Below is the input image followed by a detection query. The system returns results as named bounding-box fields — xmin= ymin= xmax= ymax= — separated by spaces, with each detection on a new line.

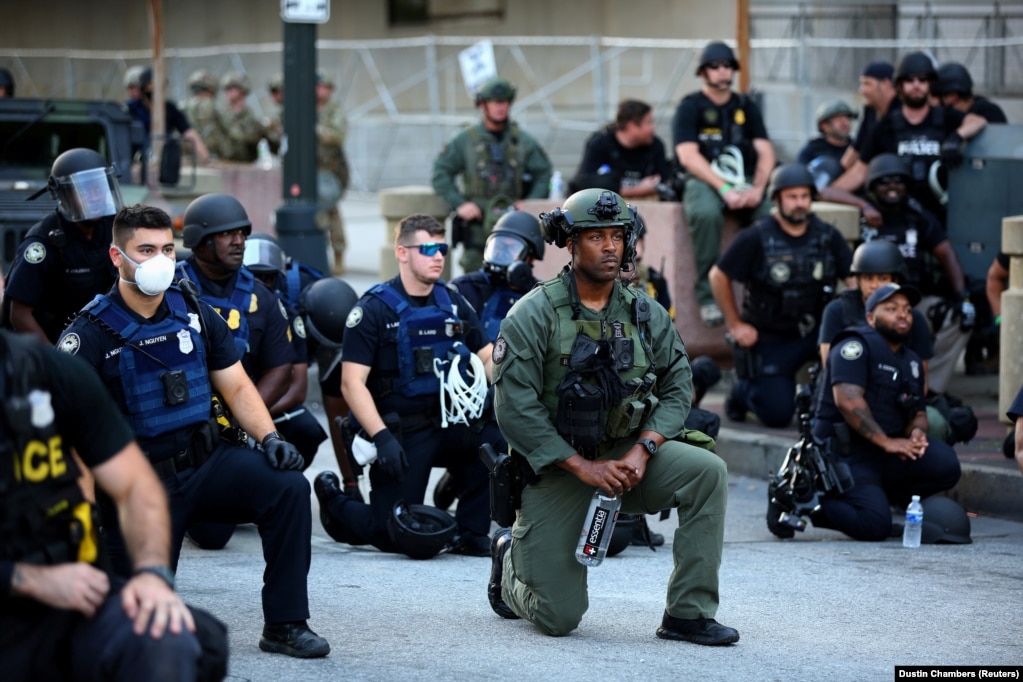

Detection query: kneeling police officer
xmin=489 ymin=188 xmax=738 ymax=645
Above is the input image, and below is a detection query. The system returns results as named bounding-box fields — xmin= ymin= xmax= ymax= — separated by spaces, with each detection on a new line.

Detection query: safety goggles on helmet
xmin=51 ymin=166 xmax=124 ymax=222
xmin=403 ymin=242 xmax=449 ymax=257
xmin=483 ymin=233 xmax=528 ymax=268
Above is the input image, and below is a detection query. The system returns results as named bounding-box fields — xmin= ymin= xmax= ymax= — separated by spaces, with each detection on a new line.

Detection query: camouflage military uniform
xmin=316 ymin=100 xmax=349 ymax=274
xmin=217 ymin=104 xmax=265 ymax=163
xmin=184 ymin=96 xmax=224 ymax=158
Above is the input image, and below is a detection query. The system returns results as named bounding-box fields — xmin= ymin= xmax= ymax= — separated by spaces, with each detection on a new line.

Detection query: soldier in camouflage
xmin=217 ymin=71 xmax=266 ymax=163
xmin=431 ymin=76 xmax=553 ymax=272
xmin=315 ymin=69 xmax=350 ymax=275
xmin=183 ymin=68 xmax=223 ymax=159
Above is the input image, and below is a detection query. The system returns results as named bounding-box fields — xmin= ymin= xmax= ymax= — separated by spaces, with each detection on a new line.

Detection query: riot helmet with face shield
xmin=47 ymin=148 xmax=124 ymax=223
xmin=484 ymin=210 xmax=544 ymax=291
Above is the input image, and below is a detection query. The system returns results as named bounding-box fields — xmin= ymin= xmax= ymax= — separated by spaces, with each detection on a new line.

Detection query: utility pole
xmin=276 ymin=0 xmax=331 ymax=274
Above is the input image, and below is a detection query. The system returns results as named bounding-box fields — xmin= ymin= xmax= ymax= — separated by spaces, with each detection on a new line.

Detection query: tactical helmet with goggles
xmin=47 ymin=148 xmax=124 ymax=223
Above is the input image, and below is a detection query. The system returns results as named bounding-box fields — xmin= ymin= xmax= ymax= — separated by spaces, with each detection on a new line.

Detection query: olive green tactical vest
xmin=464 ymin=121 xmax=522 ymax=200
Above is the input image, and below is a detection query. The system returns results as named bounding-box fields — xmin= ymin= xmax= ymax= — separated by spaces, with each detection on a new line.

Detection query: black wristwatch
xmin=134 ymin=565 xmax=175 ymax=589
xmin=636 ymin=438 xmax=658 ymax=456
xmin=262 ymin=430 xmax=284 ymax=447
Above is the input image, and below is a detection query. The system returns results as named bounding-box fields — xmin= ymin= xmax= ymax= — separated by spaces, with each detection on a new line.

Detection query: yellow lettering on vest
xmin=49 ymin=436 xmax=66 ymax=478
xmin=22 ymin=440 xmax=49 ymax=482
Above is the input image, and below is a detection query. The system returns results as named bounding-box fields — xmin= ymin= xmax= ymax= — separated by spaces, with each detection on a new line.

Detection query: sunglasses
xmin=903 ymin=74 xmax=931 ymax=84
xmin=875 ymin=175 xmax=906 ymax=186
xmin=402 ymin=242 xmax=449 ymax=257
xmin=706 ymin=61 xmax=734 ymax=71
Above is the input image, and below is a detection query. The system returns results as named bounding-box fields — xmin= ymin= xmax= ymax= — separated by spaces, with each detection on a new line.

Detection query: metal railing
xmin=3 ymin=5 xmax=1023 ymax=191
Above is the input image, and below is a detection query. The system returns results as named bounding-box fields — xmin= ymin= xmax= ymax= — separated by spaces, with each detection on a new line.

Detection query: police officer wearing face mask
xmin=57 ymin=204 xmax=330 ymax=659
xmin=4 ymin=148 xmax=123 ymax=344
xmin=710 ymin=164 xmax=853 ymax=428
xmin=450 ymin=210 xmax=544 ymax=342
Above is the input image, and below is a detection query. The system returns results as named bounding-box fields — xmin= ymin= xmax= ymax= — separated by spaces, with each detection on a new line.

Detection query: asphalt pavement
xmin=174 ymin=193 xmax=1023 ymax=681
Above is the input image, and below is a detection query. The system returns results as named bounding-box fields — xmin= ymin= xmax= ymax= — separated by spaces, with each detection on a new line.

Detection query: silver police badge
xmin=25 ymin=242 xmax=46 ymax=264
xmin=346 ymin=306 xmax=363 ymax=328
xmin=58 ymin=333 xmax=80 ymax=355
xmin=493 ymin=336 xmax=508 ymax=365
xmin=839 ymin=339 xmax=863 ymax=360
xmin=769 ymin=262 xmax=791 ymax=283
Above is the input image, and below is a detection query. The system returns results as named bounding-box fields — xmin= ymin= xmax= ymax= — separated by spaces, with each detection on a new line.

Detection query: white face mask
xmin=118 ymin=249 xmax=176 ymax=296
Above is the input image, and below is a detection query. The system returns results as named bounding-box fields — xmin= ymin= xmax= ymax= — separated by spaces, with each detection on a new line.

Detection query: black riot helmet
xmin=934 ymin=62 xmax=973 ymax=97
xmin=865 ymin=153 xmax=910 ymax=190
xmin=484 ymin=210 xmax=544 ymax=290
xmin=0 ymin=67 xmax=14 ymax=96
xmin=243 ymin=233 xmax=285 ymax=274
xmin=48 ymin=148 xmax=124 ymax=222
xmin=768 ymin=163 xmax=817 ymax=202
xmin=920 ymin=496 xmax=972 ymax=544
xmin=895 ymin=52 xmax=937 ymax=84
xmin=850 ymin=240 xmax=907 ymax=280
xmin=182 ymin=193 xmax=252 ymax=249
xmin=696 ymin=41 xmax=739 ymax=75
xmin=298 ymin=276 xmax=359 ymax=350
xmin=386 ymin=501 xmax=457 ymax=560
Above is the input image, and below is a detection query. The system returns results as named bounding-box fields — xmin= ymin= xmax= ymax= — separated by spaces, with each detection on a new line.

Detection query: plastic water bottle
xmin=256 ymin=138 xmax=273 ymax=170
xmin=903 ymin=495 xmax=923 ymax=548
xmin=575 ymin=489 xmax=622 ymax=567
xmin=549 ymin=170 xmax=566 ymax=202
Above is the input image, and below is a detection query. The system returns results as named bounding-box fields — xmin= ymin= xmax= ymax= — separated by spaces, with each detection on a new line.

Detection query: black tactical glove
xmin=262 ymin=431 xmax=303 ymax=470
xmin=940 ymin=132 xmax=965 ymax=169
xmin=372 ymin=428 xmax=408 ymax=481
xmin=957 ymin=291 xmax=976 ymax=331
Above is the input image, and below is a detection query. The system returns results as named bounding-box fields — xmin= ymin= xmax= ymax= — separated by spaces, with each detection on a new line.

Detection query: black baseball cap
xmin=866 ymin=283 xmax=921 ymax=312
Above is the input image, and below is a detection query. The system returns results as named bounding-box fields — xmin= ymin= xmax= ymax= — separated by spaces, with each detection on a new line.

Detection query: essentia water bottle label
xmin=581 ymin=506 xmax=611 ymax=557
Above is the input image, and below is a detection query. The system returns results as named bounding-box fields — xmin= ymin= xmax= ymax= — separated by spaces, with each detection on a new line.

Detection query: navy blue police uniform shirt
xmin=186 ymin=264 xmax=296 ymax=382
xmin=343 ymin=276 xmax=490 ymax=416
xmin=5 ymin=213 xmax=118 ymax=342
xmin=57 ymin=287 xmax=239 ymax=415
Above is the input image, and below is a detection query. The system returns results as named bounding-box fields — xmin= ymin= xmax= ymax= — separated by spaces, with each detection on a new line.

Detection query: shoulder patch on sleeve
xmin=58 ymin=333 xmax=80 ymax=355
xmin=346 ymin=305 xmax=363 ymax=328
xmin=838 ymin=339 xmax=863 ymax=361
xmin=493 ymin=336 xmax=507 ymax=365
xmin=24 ymin=242 xmax=47 ymax=264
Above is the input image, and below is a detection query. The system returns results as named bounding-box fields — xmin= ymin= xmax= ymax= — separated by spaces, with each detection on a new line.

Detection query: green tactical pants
xmin=501 ymin=438 xmax=728 ymax=636
xmin=683 ymin=177 xmax=773 ymax=306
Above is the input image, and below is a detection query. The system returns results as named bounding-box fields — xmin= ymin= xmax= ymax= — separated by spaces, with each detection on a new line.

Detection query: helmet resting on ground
xmin=920 ymin=496 xmax=972 ymax=544
xmin=182 ymin=193 xmax=252 ymax=249
xmin=386 ymin=501 xmax=457 ymax=559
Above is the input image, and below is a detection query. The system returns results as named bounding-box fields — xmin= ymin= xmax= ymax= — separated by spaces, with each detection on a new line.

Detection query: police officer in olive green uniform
xmin=217 ymin=71 xmax=265 ymax=163
xmin=431 ymin=77 xmax=553 ymax=273
xmin=183 ymin=68 xmax=224 ymax=158
xmin=488 ymin=188 xmax=738 ymax=645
